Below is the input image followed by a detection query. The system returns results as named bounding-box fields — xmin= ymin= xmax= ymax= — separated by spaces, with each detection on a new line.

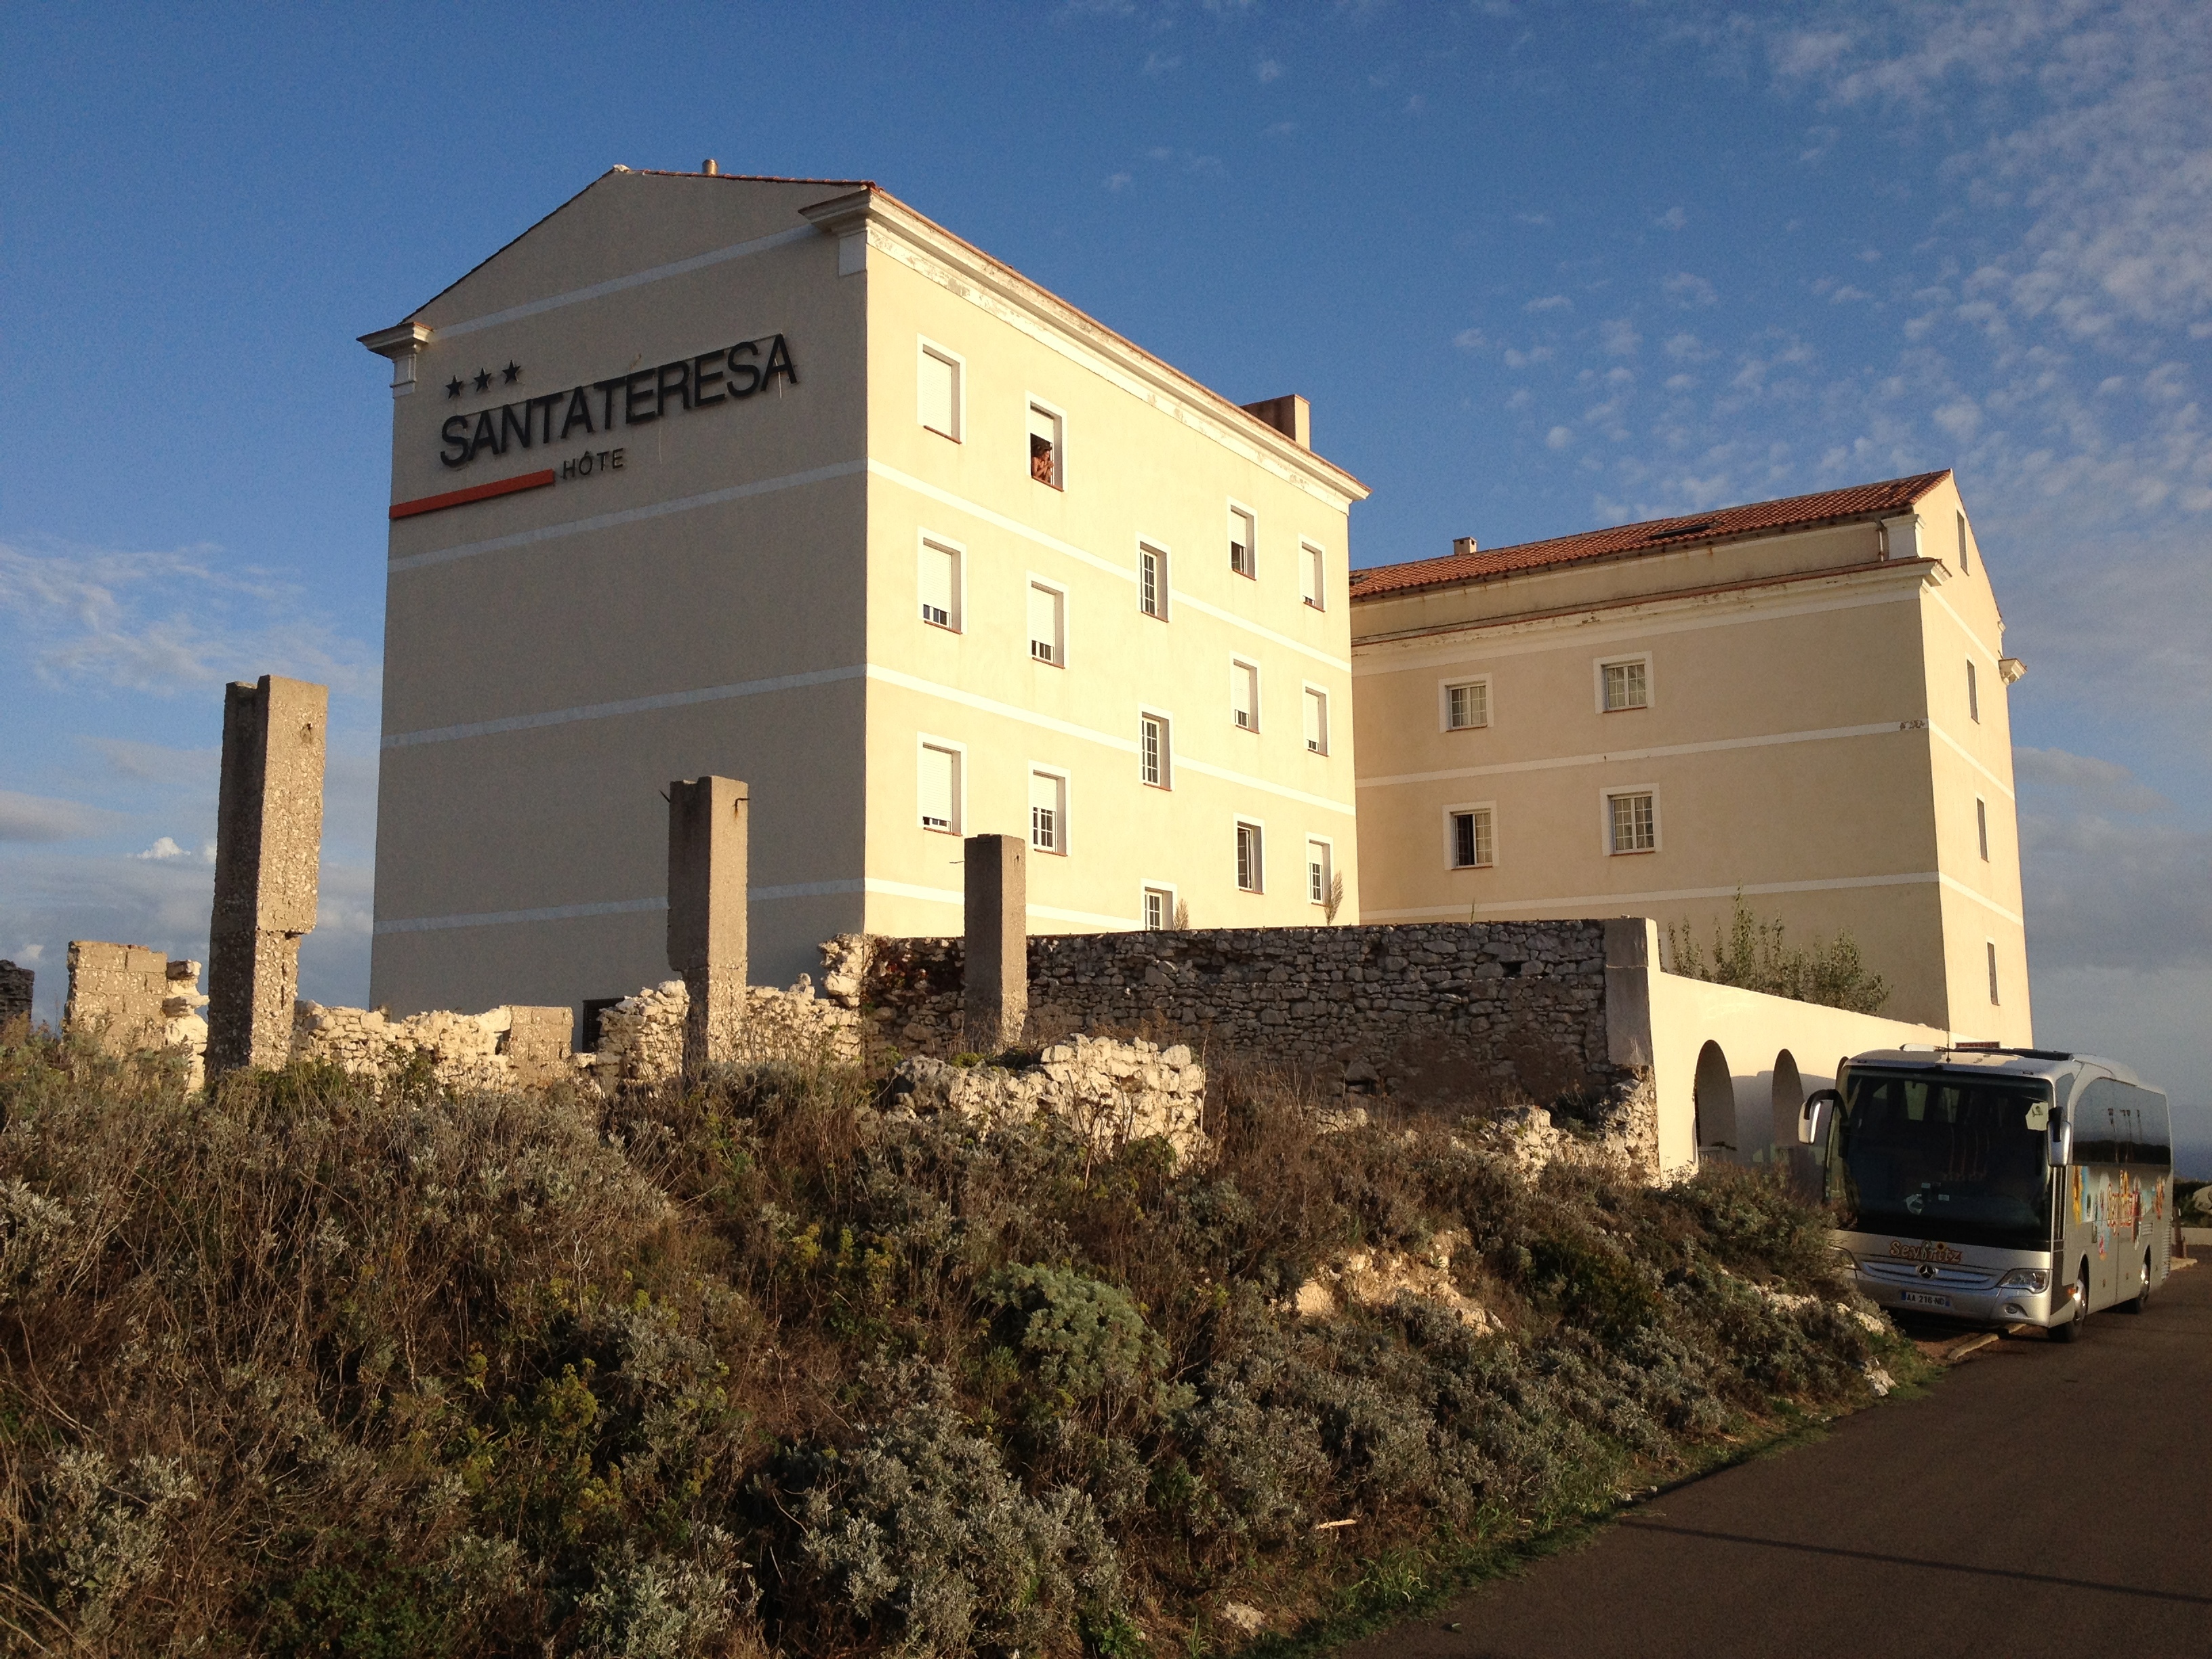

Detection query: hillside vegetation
xmin=0 ymin=1033 xmax=1910 ymax=1656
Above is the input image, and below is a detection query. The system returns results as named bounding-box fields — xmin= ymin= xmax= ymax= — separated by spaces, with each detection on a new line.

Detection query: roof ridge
xmin=1349 ymin=470 xmax=1952 ymax=600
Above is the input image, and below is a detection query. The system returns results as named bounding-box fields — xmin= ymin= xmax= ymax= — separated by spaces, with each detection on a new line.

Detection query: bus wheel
xmin=2122 ymin=1250 xmax=2152 ymax=1314
xmin=2050 ymin=1262 xmax=2089 ymax=1343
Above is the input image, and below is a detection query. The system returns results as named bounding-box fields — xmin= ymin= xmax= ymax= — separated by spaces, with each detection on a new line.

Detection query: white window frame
xmin=1986 ymin=939 xmax=2001 ymax=1005
xmin=1601 ymin=784 xmax=1661 ymax=856
xmin=1139 ymin=707 xmax=1173 ymax=789
xmin=1976 ymin=796 xmax=1989 ymax=861
xmin=917 ymin=531 xmax=964 ymax=633
xmin=1228 ymin=499 xmax=1258 ymax=580
xmin=1026 ymin=394 xmax=1067 ymax=491
xmin=1234 ymin=816 xmax=1265 ymax=893
xmin=1141 ymin=882 xmax=1180 ymax=930
xmin=1301 ymin=682 xmax=1330 ymax=756
xmin=917 ymin=336 xmax=964 ymax=442
xmin=1443 ymin=801 xmax=1498 ymax=870
xmin=1028 ymin=764 xmax=1071 ymax=857
xmin=1300 ymin=539 xmax=1326 ymax=609
xmin=1595 ymin=653 xmax=1653 ymax=714
xmin=1230 ymin=657 xmax=1261 ymax=733
xmin=1967 ymin=658 xmax=1980 ymax=723
xmin=1027 ymin=574 xmax=1068 ymax=668
xmin=1137 ymin=539 xmax=1170 ymax=620
xmin=1440 ymin=675 xmax=1492 ymax=733
xmin=916 ymin=734 xmax=966 ymax=836
xmin=1305 ymin=834 xmax=1336 ymax=906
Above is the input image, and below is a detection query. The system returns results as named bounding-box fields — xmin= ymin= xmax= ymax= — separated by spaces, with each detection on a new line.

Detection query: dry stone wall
xmin=828 ymin=920 xmax=1631 ymax=1105
xmin=0 ymin=960 xmax=33 ymax=1029
xmin=886 ymin=1036 xmax=1206 ymax=1163
xmin=593 ymin=975 xmax=861 ymax=1087
xmin=291 ymin=1002 xmax=576 ymax=1090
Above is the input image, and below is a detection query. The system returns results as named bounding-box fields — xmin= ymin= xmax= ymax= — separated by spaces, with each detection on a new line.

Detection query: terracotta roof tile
xmin=1349 ymin=470 xmax=1952 ymax=600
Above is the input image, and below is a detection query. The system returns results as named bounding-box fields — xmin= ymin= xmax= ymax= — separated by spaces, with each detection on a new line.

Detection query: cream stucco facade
xmin=1349 ymin=472 xmax=2031 ymax=1042
xmin=362 ymin=169 xmax=1366 ymax=1023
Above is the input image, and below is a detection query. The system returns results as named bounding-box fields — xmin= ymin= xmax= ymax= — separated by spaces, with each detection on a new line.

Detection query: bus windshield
xmin=1827 ymin=1069 xmax=2054 ymax=1252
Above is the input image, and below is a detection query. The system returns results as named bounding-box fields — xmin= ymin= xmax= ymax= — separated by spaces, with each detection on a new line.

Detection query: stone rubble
xmin=1290 ymin=1228 xmax=1501 ymax=1336
xmin=884 ymin=1034 xmax=1207 ymax=1163
xmin=593 ymin=974 xmax=862 ymax=1087
xmin=1465 ymin=1099 xmax=1660 ymax=1182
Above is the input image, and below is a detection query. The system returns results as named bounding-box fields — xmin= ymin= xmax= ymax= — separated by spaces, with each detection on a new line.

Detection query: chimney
xmin=1240 ymin=394 xmax=1311 ymax=449
xmin=1453 ymin=537 xmax=1479 ymax=558
xmin=702 ymin=158 xmax=719 ymax=176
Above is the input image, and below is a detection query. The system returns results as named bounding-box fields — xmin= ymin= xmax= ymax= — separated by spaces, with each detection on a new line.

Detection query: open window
xmin=918 ymin=741 xmax=961 ymax=834
xmin=918 ymin=340 xmax=962 ymax=441
xmin=1139 ymin=542 xmax=1168 ymax=619
xmin=1029 ymin=769 xmax=1068 ymax=855
xmin=1029 ymin=581 xmax=1065 ymax=665
xmin=1235 ymin=820 xmax=1264 ymax=893
xmin=1139 ymin=712 xmax=1171 ymax=787
xmin=1300 ymin=541 xmax=1325 ymax=609
xmin=1303 ymin=685 xmax=1329 ymax=755
xmin=1230 ymin=660 xmax=1260 ymax=731
xmin=1229 ymin=504 xmax=1256 ymax=578
xmin=918 ymin=537 xmax=960 ymax=630
xmin=1449 ymin=807 xmax=1494 ymax=869
xmin=1028 ymin=401 xmax=1063 ymax=488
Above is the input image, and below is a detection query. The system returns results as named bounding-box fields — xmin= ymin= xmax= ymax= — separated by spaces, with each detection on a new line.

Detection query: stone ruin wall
xmin=0 ymin=960 xmax=33 ymax=1030
xmin=822 ymin=920 xmax=1654 ymax=1158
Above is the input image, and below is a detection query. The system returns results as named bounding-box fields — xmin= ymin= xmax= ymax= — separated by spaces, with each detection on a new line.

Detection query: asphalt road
xmin=1347 ymin=1258 xmax=2212 ymax=1659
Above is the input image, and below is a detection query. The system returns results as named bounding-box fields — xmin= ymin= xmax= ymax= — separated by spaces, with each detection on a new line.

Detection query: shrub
xmin=1667 ymin=895 xmax=1892 ymax=1012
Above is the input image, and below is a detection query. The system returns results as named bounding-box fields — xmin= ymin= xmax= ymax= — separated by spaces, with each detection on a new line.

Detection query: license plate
xmin=1900 ymin=1289 xmax=1952 ymax=1309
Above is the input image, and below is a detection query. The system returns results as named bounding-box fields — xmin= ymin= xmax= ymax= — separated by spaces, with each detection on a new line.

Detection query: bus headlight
xmin=1994 ymin=1268 xmax=2049 ymax=1294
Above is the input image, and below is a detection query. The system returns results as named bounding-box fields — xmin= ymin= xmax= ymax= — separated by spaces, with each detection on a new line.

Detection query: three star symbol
xmin=444 ymin=365 xmax=524 ymax=398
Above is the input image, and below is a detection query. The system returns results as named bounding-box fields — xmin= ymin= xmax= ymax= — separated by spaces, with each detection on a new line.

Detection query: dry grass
xmin=0 ymin=1031 xmax=1909 ymax=1656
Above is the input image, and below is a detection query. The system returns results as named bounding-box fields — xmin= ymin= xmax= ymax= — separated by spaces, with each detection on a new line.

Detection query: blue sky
xmin=3 ymin=2 xmax=2207 ymax=1157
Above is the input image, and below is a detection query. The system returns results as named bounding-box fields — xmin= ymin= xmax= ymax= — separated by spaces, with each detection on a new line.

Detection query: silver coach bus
xmin=1801 ymin=1046 xmax=2174 ymax=1340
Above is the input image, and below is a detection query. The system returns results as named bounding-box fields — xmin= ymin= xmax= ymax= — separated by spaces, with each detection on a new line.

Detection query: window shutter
xmin=1304 ymin=688 xmax=1326 ymax=753
xmin=920 ymin=351 xmax=956 ymax=437
xmin=920 ymin=544 xmax=955 ymax=626
xmin=919 ymin=747 xmax=956 ymax=830
xmin=1029 ymin=585 xmax=1059 ymax=661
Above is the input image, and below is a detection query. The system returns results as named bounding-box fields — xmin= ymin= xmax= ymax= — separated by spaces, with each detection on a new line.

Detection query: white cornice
xmin=800 ymin=188 xmax=1368 ymax=512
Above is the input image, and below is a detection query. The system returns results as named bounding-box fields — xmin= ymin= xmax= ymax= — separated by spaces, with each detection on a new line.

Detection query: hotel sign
xmin=391 ymin=334 xmax=798 ymax=521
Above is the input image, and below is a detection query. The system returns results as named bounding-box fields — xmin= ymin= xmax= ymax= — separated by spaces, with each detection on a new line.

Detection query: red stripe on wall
xmin=390 ymin=469 xmax=557 ymax=520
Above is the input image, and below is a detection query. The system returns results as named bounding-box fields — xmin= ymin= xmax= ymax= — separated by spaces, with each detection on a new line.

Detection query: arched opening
xmin=1769 ymin=1050 xmax=1805 ymax=1154
xmin=1694 ymin=1040 xmax=1734 ymax=1162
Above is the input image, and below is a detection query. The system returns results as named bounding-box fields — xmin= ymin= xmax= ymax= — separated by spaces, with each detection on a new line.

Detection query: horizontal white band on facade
xmin=1356 ymin=721 xmax=1912 ymax=790
xmin=430 ymin=225 xmax=817 ymax=340
xmin=1925 ymin=586 xmax=2008 ymax=672
xmin=390 ymin=459 xmax=869 ymax=574
xmin=382 ymin=664 xmax=867 ymax=750
xmin=1936 ymin=872 xmax=2025 ymax=927
xmin=374 ymin=876 xmax=1132 ymax=937
xmin=867 ymin=461 xmax=1351 ymax=674
xmin=1349 ymin=578 xmax=1918 ymax=673
xmin=1927 ymin=719 xmax=2017 ymax=802
xmin=1360 ymin=869 xmax=1950 ymax=922
xmin=375 ymin=895 xmax=668 ymax=935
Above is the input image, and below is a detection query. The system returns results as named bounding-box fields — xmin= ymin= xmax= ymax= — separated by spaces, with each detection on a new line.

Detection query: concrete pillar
xmin=963 ymin=834 xmax=1027 ymax=1052
xmin=206 ymin=676 xmax=327 ymax=1076
xmin=667 ymin=776 xmax=747 ymax=1073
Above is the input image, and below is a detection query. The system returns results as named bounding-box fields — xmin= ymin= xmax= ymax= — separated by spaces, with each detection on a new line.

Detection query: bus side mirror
xmin=2048 ymin=1113 xmax=2072 ymax=1166
xmin=1801 ymin=1089 xmax=1841 ymax=1146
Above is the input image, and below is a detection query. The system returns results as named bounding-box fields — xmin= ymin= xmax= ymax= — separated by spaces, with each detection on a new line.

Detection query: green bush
xmin=1666 ymin=895 xmax=1892 ymax=1012
xmin=0 ymin=1029 xmax=1906 ymax=1654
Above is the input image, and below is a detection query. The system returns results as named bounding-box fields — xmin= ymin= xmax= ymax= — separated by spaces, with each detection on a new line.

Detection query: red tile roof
xmin=1349 ymin=470 xmax=1952 ymax=600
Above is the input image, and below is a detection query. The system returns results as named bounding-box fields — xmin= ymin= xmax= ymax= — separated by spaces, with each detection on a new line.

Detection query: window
xmin=1303 ymin=686 xmax=1329 ymax=755
xmin=1307 ymin=838 xmax=1332 ymax=905
xmin=1229 ymin=504 xmax=1256 ymax=578
xmin=918 ymin=538 xmax=960 ymax=630
xmin=1029 ymin=769 xmax=1067 ymax=854
xmin=1976 ymin=797 xmax=1989 ymax=861
xmin=1601 ymin=657 xmax=1650 ymax=712
xmin=1143 ymin=886 xmax=1176 ymax=930
xmin=1029 ymin=581 xmax=1065 ymax=665
xmin=1028 ymin=401 xmax=1063 ymax=488
xmin=1300 ymin=541 xmax=1325 ymax=609
xmin=1986 ymin=941 xmax=2001 ymax=1005
xmin=1138 ymin=543 xmax=1167 ymax=618
xmin=1607 ymin=790 xmax=1656 ymax=855
xmin=1967 ymin=659 xmax=1980 ymax=722
xmin=1139 ymin=713 xmax=1170 ymax=787
xmin=1230 ymin=660 xmax=1259 ymax=731
xmin=1235 ymin=820 xmax=1263 ymax=893
xmin=1957 ymin=511 xmax=1970 ymax=575
xmin=918 ymin=743 xmax=960 ymax=833
xmin=1450 ymin=808 xmax=1494 ymax=869
xmin=1445 ymin=678 xmax=1490 ymax=731
xmin=918 ymin=342 xmax=961 ymax=441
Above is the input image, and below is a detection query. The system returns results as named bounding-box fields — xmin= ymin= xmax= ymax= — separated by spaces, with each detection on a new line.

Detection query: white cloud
xmin=1654 ymin=206 xmax=1687 ymax=230
xmin=1827 ymin=283 xmax=1873 ymax=302
xmin=1662 ymin=272 xmax=1717 ymax=306
xmin=2015 ymin=745 xmax=2172 ymax=814
xmin=1142 ymin=49 xmax=1181 ymax=75
xmin=1105 ymin=171 xmax=1132 ymax=192
xmin=1454 ymin=327 xmax=1488 ymax=350
xmin=1256 ymin=57 xmax=1283 ymax=81
xmin=1503 ymin=346 xmax=1554 ymax=369
xmin=133 ymin=836 xmax=187 ymax=861
xmin=1601 ymin=318 xmax=1642 ymax=356
xmin=1546 ymin=425 xmax=1574 ymax=449
xmin=1525 ymin=293 xmax=1572 ymax=312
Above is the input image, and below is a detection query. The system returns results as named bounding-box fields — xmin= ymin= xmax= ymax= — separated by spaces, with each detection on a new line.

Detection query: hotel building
xmin=1347 ymin=472 xmax=2031 ymax=1041
xmin=361 ymin=168 xmax=1367 ymax=1020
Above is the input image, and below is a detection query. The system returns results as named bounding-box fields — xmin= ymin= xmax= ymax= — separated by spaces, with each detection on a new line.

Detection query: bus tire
xmin=2049 ymin=1261 xmax=2089 ymax=1343
xmin=2122 ymin=1250 xmax=2152 ymax=1314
